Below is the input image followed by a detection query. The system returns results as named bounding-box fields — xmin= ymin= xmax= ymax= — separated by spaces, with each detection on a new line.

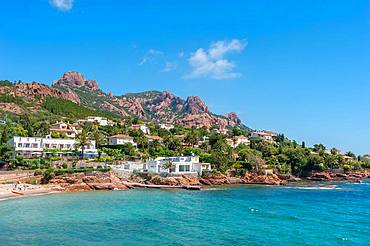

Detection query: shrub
xmin=41 ymin=168 xmax=55 ymax=183
xmin=34 ymin=168 xmax=43 ymax=176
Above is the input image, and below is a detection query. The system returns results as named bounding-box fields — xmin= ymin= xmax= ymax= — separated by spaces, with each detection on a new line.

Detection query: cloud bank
xmin=139 ymin=49 xmax=164 ymax=65
xmin=185 ymin=39 xmax=247 ymax=80
xmin=49 ymin=0 xmax=74 ymax=11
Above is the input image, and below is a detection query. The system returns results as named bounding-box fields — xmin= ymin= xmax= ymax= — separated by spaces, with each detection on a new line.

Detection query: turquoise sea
xmin=0 ymin=181 xmax=369 ymax=246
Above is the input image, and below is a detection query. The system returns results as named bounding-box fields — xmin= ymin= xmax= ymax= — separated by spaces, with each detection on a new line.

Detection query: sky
xmin=0 ymin=0 xmax=369 ymax=154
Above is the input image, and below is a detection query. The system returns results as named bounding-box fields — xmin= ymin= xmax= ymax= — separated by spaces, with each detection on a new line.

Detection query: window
xmin=24 ymin=143 xmax=30 ymax=148
xmin=44 ymin=144 xmax=50 ymax=148
xmin=59 ymin=144 xmax=64 ymax=149
xmin=31 ymin=143 xmax=38 ymax=148
xmin=179 ymin=165 xmax=190 ymax=172
xmin=18 ymin=143 xmax=22 ymax=147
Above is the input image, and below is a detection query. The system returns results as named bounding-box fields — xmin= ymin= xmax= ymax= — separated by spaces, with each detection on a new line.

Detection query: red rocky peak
xmin=55 ymin=72 xmax=99 ymax=90
xmin=225 ymin=112 xmax=242 ymax=125
xmin=183 ymin=96 xmax=209 ymax=114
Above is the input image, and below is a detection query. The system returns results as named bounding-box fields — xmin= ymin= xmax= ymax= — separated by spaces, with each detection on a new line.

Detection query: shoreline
xmin=1 ymin=177 xmax=368 ymax=203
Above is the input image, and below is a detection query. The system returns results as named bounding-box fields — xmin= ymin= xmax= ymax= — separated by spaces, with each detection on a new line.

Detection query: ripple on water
xmin=0 ymin=184 xmax=369 ymax=245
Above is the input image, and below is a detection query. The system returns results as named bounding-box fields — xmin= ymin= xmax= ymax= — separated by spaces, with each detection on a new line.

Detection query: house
xmin=108 ymin=134 xmax=136 ymax=146
xmin=78 ymin=116 xmax=114 ymax=126
xmin=250 ymin=130 xmax=278 ymax=143
xmin=216 ymin=128 xmax=229 ymax=135
xmin=7 ymin=136 xmax=97 ymax=158
xmin=131 ymin=124 xmax=150 ymax=134
xmin=50 ymin=121 xmax=79 ymax=138
xmin=146 ymin=156 xmax=211 ymax=176
xmin=111 ymin=161 xmax=144 ymax=172
xmin=145 ymin=134 xmax=163 ymax=142
xmin=227 ymin=136 xmax=250 ymax=148
xmin=159 ymin=123 xmax=174 ymax=130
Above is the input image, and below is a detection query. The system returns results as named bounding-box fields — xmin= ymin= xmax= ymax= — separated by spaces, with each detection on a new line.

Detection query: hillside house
xmin=108 ymin=134 xmax=136 ymax=146
xmin=50 ymin=121 xmax=79 ymax=138
xmin=8 ymin=136 xmax=96 ymax=158
xmin=146 ymin=156 xmax=211 ymax=176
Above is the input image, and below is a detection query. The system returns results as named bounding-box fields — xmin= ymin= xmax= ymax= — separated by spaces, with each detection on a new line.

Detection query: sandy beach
xmin=0 ymin=183 xmax=62 ymax=202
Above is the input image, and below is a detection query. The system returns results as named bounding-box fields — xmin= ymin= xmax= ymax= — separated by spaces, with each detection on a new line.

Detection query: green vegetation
xmin=0 ymin=80 xmax=13 ymax=86
xmin=42 ymin=97 xmax=118 ymax=120
xmin=41 ymin=167 xmax=111 ymax=183
xmin=0 ymin=94 xmax=26 ymax=105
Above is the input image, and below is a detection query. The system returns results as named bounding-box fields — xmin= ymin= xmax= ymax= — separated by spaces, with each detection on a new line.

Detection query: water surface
xmin=0 ymin=181 xmax=369 ymax=245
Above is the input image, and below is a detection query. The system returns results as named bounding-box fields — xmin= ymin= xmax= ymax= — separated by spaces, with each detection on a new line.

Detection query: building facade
xmin=250 ymin=131 xmax=278 ymax=143
xmin=146 ymin=156 xmax=211 ymax=176
xmin=50 ymin=121 xmax=79 ymax=138
xmin=7 ymin=136 xmax=96 ymax=158
xmin=78 ymin=116 xmax=114 ymax=126
xmin=108 ymin=134 xmax=136 ymax=146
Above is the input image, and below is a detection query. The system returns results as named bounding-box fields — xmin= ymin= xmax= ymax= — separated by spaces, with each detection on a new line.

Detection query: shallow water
xmin=0 ymin=181 xmax=369 ymax=246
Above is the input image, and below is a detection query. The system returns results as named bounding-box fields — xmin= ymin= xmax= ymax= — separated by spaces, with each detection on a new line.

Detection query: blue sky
xmin=0 ymin=0 xmax=369 ymax=154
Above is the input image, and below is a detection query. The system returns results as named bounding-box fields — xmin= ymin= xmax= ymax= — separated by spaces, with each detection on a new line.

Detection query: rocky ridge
xmin=52 ymin=71 xmax=246 ymax=129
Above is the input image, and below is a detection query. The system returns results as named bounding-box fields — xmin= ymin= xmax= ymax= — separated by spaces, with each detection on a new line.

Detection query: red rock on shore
xmin=49 ymin=172 xmax=128 ymax=191
xmin=307 ymin=170 xmax=370 ymax=182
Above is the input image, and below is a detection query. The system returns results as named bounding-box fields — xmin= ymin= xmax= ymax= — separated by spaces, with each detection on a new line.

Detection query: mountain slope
xmin=0 ymin=72 xmax=247 ymax=130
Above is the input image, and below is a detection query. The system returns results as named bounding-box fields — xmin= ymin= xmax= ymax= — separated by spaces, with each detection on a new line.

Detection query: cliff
xmin=0 ymin=71 xmax=247 ymax=129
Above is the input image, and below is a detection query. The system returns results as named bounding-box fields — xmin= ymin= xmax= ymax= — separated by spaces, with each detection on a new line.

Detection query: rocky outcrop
xmin=242 ymin=173 xmax=287 ymax=185
xmin=54 ymin=72 xmax=100 ymax=91
xmin=85 ymin=80 xmax=99 ymax=90
xmin=0 ymin=103 xmax=24 ymax=114
xmin=307 ymin=171 xmax=370 ymax=182
xmin=182 ymin=96 xmax=209 ymax=114
xmin=49 ymin=172 xmax=129 ymax=192
xmin=0 ymin=71 xmax=246 ymax=129
xmin=225 ymin=112 xmax=242 ymax=127
xmin=0 ymin=82 xmax=81 ymax=104
xmin=128 ymin=172 xmax=287 ymax=187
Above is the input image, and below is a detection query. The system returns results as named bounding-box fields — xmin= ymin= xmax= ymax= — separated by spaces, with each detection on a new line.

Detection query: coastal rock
xmin=242 ymin=173 xmax=287 ymax=185
xmin=201 ymin=174 xmax=230 ymax=185
xmin=49 ymin=171 xmax=128 ymax=191
xmin=308 ymin=170 xmax=370 ymax=182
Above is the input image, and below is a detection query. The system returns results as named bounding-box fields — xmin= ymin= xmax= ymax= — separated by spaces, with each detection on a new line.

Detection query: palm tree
xmin=163 ymin=160 xmax=175 ymax=173
xmin=75 ymin=128 xmax=92 ymax=159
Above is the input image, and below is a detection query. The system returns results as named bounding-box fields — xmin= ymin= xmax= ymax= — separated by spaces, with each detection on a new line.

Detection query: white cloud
xmin=185 ymin=39 xmax=247 ymax=80
xmin=162 ymin=61 xmax=177 ymax=72
xmin=49 ymin=0 xmax=74 ymax=11
xmin=139 ymin=49 xmax=164 ymax=65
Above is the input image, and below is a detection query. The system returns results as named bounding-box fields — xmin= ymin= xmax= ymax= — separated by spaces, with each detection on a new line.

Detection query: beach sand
xmin=0 ymin=183 xmax=61 ymax=202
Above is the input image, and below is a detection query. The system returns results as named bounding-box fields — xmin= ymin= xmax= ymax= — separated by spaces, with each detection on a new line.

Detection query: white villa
xmin=159 ymin=123 xmax=174 ymax=130
xmin=227 ymin=135 xmax=250 ymax=148
xmin=111 ymin=161 xmax=144 ymax=172
xmin=250 ymin=130 xmax=278 ymax=143
xmin=108 ymin=134 xmax=136 ymax=146
xmin=50 ymin=121 xmax=79 ymax=138
xmin=7 ymin=136 xmax=97 ymax=158
xmin=131 ymin=124 xmax=150 ymax=134
xmin=78 ymin=116 xmax=114 ymax=126
xmin=146 ymin=156 xmax=211 ymax=176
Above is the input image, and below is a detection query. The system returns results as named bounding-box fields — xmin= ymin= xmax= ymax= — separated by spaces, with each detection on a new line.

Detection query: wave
xmin=284 ymin=185 xmax=341 ymax=190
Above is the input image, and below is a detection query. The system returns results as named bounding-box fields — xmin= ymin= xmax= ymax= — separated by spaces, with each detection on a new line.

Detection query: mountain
xmin=0 ymin=72 xmax=246 ymax=130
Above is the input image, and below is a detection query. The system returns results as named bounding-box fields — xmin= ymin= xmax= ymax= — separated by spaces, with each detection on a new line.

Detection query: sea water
xmin=0 ymin=181 xmax=369 ymax=246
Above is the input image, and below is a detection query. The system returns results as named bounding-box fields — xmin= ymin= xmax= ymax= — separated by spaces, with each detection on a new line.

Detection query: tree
xmin=75 ymin=128 xmax=92 ymax=159
xmin=162 ymin=160 xmax=175 ymax=173
xmin=90 ymin=124 xmax=106 ymax=147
